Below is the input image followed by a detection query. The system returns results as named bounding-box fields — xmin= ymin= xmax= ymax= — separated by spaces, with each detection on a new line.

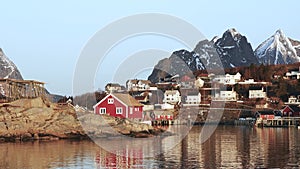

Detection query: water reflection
xmin=0 ymin=126 xmax=300 ymax=168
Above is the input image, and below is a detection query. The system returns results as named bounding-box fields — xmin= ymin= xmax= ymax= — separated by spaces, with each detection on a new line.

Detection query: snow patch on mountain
xmin=0 ymin=48 xmax=23 ymax=80
xmin=213 ymin=28 xmax=258 ymax=68
xmin=228 ymin=28 xmax=239 ymax=37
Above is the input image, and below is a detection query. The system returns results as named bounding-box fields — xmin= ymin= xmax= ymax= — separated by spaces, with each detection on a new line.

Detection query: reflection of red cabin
xmin=93 ymin=93 xmax=143 ymax=119
xmin=95 ymin=148 xmax=143 ymax=168
xmin=181 ymin=75 xmax=191 ymax=82
xmin=281 ymin=105 xmax=300 ymax=117
xmin=255 ymin=111 xmax=275 ymax=120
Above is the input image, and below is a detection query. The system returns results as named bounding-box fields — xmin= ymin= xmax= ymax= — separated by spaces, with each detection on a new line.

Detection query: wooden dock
xmin=255 ymin=117 xmax=300 ymax=127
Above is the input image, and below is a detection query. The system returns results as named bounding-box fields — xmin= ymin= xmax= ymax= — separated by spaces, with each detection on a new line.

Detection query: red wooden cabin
xmin=93 ymin=93 xmax=143 ymax=119
xmin=281 ymin=105 xmax=300 ymax=117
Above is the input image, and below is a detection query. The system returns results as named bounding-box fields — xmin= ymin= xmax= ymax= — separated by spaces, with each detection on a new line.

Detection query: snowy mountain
xmin=289 ymin=38 xmax=300 ymax=57
xmin=213 ymin=28 xmax=259 ymax=68
xmin=148 ymin=28 xmax=258 ymax=82
xmin=0 ymin=48 xmax=23 ymax=79
xmin=254 ymin=29 xmax=300 ymax=65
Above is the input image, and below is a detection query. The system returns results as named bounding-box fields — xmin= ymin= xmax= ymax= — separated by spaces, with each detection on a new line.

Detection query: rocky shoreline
xmin=0 ymin=98 xmax=168 ymax=142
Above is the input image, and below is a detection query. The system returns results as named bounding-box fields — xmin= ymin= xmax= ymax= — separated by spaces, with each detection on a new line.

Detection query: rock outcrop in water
xmin=0 ymin=97 xmax=162 ymax=142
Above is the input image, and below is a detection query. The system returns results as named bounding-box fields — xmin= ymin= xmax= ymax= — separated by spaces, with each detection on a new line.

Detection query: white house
xmin=249 ymin=87 xmax=266 ymax=99
xmin=126 ymin=79 xmax=151 ymax=91
xmin=185 ymin=92 xmax=201 ymax=105
xmin=285 ymin=95 xmax=300 ymax=105
xmin=163 ymin=90 xmax=181 ymax=104
xmin=215 ymin=87 xmax=237 ymax=101
xmin=219 ymin=90 xmax=237 ymax=101
xmin=285 ymin=67 xmax=300 ymax=79
xmin=213 ymin=72 xmax=241 ymax=85
xmin=105 ymin=83 xmax=123 ymax=93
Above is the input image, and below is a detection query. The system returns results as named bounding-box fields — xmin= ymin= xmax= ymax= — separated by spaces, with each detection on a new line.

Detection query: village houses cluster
xmin=93 ymin=67 xmax=300 ymax=122
xmin=91 ymin=73 xmax=275 ymax=120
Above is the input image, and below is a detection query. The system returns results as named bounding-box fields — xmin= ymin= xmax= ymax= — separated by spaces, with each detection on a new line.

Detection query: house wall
xmin=163 ymin=91 xmax=181 ymax=104
xmin=282 ymin=107 xmax=300 ymax=117
xmin=95 ymin=95 xmax=127 ymax=118
xmin=260 ymin=114 xmax=275 ymax=120
xmin=249 ymin=90 xmax=266 ymax=98
xmin=213 ymin=73 xmax=241 ymax=85
xmin=127 ymin=106 xmax=143 ymax=119
xmin=219 ymin=91 xmax=237 ymax=101
xmin=186 ymin=94 xmax=201 ymax=104
xmin=94 ymin=95 xmax=143 ymax=119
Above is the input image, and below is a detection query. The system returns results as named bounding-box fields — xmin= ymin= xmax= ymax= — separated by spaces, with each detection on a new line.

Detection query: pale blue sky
xmin=0 ymin=1 xmax=299 ymax=95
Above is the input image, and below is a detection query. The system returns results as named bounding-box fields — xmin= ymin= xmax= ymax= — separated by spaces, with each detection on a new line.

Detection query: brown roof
xmin=139 ymin=80 xmax=151 ymax=84
xmin=165 ymin=90 xmax=180 ymax=95
xmin=0 ymin=78 xmax=45 ymax=84
xmin=113 ymin=93 xmax=143 ymax=107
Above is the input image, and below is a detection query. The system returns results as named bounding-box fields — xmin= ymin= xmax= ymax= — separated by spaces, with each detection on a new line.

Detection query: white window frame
xmin=99 ymin=108 xmax=106 ymax=114
xmin=108 ymin=98 xmax=114 ymax=104
xmin=116 ymin=107 xmax=123 ymax=114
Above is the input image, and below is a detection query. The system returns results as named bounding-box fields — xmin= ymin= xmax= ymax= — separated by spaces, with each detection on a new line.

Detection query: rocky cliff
xmin=0 ymin=98 xmax=162 ymax=142
xmin=214 ymin=28 xmax=259 ymax=68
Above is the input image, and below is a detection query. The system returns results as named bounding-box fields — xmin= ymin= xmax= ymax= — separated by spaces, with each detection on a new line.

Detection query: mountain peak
xmin=211 ymin=36 xmax=219 ymax=43
xmin=275 ymin=29 xmax=284 ymax=36
xmin=255 ymin=29 xmax=300 ymax=65
xmin=213 ymin=29 xmax=258 ymax=68
xmin=227 ymin=28 xmax=240 ymax=37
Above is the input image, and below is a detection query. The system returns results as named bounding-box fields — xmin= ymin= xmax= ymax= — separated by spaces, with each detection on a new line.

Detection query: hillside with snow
xmin=0 ymin=48 xmax=23 ymax=80
xmin=254 ymin=29 xmax=300 ymax=65
xmin=148 ymin=28 xmax=259 ymax=82
xmin=213 ymin=28 xmax=259 ymax=68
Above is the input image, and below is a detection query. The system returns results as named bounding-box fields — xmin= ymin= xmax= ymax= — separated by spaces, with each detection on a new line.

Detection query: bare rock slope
xmin=0 ymin=98 xmax=160 ymax=142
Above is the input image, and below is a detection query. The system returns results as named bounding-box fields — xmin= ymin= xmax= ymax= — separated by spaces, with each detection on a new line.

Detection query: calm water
xmin=1 ymin=126 xmax=300 ymax=169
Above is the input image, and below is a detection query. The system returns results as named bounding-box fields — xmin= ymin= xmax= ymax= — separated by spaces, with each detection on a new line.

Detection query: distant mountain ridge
xmin=148 ymin=28 xmax=300 ymax=83
xmin=0 ymin=48 xmax=23 ymax=80
xmin=148 ymin=28 xmax=260 ymax=82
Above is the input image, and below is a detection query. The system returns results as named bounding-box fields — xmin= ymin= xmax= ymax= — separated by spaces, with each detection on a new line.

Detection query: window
xmin=99 ymin=108 xmax=106 ymax=114
xmin=108 ymin=98 xmax=114 ymax=104
xmin=130 ymin=108 xmax=133 ymax=114
xmin=116 ymin=107 xmax=123 ymax=114
xmin=135 ymin=107 xmax=139 ymax=111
